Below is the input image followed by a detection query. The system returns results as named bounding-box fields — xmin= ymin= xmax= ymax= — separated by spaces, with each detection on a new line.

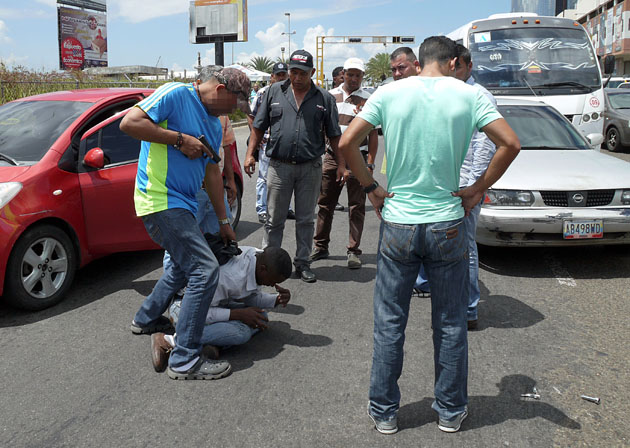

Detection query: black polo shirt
xmin=253 ymin=79 xmax=341 ymax=163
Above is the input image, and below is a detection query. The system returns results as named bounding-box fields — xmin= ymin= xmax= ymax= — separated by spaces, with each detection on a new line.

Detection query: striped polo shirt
xmin=134 ymin=82 xmax=222 ymax=217
xmin=329 ymin=84 xmax=371 ymax=152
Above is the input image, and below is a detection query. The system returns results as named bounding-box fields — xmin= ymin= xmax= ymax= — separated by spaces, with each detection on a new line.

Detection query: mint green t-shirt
xmin=358 ymin=76 xmax=502 ymax=224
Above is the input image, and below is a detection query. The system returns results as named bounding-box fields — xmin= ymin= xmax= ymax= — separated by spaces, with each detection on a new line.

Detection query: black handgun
xmin=197 ymin=134 xmax=222 ymax=163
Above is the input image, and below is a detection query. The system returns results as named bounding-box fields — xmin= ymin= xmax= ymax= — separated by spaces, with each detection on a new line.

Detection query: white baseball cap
xmin=343 ymin=57 xmax=365 ymax=72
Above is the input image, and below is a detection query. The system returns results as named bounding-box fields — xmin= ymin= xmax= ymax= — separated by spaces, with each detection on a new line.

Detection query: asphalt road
xmin=1 ymin=126 xmax=629 ymax=447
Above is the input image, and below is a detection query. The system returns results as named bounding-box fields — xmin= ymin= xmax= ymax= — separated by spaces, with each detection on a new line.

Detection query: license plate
xmin=563 ymin=220 xmax=603 ymax=239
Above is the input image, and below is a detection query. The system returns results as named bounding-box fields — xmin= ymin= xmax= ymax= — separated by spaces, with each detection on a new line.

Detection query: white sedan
xmin=477 ymin=98 xmax=630 ymax=247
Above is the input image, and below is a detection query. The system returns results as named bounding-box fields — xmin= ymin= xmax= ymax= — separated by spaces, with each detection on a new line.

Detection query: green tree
xmin=365 ymin=52 xmax=391 ymax=84
xmin=247 ymin=56 xmax=274 ymax=73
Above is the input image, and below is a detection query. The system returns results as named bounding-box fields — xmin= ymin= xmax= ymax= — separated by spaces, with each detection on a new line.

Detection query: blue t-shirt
xmin=358 ymin=76 xmax=502 ymax=224
xmin=134 ymin=82 xmax=222 ymax=217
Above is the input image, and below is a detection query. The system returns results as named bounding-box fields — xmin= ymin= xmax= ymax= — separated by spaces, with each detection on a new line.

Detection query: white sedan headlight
xmin=0 ymin=182 xmax=23 ymax=209
xmin=485 ymin=189 xmax=534 ymax=206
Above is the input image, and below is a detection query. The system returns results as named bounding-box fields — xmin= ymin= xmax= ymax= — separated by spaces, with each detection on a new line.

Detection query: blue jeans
xmin=169 ymin=299 xmax=264 ymax=347
xmin=134 ymin=208 xmax=220 ymax=369
xmin=256 ymin=146 xmax=270 ymax=215
xmin=368 ymin=218 xmax=469 ymax=422
xmin=463 ymin=199 xmax=483 ymax=321
xmin=413 ymin=264 xmax=430 ymax=293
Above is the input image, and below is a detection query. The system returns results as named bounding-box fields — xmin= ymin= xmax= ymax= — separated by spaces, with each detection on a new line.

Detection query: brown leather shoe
xmin=202 ymin=344 xmax=220 ymax=360
xmin=151 ymin=332 xmax=172 ymax=372
xmin=467 ymin=319 xmax=478 ymax=331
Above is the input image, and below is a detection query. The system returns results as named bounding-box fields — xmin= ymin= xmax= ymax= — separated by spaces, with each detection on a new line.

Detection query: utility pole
xmin=282 ymin=13 xmax=296 ymax=57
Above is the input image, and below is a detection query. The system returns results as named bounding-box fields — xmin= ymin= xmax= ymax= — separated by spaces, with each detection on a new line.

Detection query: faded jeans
xmin=134 ymin=208 xmax=220 ymax=369
xmin=463 ymin=198 xmax=483 ymax=321
xmin=169 ymin=298 xmax=264 ymax=348
xmin=368 ymin=218 xmax=469 ymax=422
xmin=256 ymin=146 xmax=270 ymax=215
xmin=263 ymin=157 xmax=322 ymax=269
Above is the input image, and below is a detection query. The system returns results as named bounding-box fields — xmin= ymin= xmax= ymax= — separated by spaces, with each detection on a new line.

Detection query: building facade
xmin=574 ymin=0 xmax=630 ymax=75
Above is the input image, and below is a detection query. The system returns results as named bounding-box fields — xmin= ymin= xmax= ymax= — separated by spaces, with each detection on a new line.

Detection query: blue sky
xmin=0 ymin=0 xmax=510 ymax=78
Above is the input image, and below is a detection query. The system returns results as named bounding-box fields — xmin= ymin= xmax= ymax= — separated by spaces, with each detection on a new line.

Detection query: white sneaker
xmin=347 ymin=252 xmax=362 ymax=269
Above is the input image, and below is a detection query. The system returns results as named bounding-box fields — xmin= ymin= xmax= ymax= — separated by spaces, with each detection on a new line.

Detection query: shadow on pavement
xmin=473 ymin=280 xmax=545 ymax=331
xmin=223 ymin=320 xmax=332 ymax=372
xmin=0 ymin=250 xmax=162 ymax=328
xmin=235 ymin=220 xmax=261 ymax=241
xmin=398 ymin=374 xmax=580 ymax=432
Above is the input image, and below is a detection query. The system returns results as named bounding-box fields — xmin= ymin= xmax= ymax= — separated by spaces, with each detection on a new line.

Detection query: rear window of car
xmin=498 ymin=104 xmax=591 ymax=150
xmin=608 ymin=92 xmax=630 ymax=109
xmin=0 ymin=100 xmax=91 ymax=163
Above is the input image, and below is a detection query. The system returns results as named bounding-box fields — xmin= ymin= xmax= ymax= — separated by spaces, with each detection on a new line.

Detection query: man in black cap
xmin=245 ymin=50 xmax=341 ymax=283
xmin=249 ymin=62 xmax=290 ymax=224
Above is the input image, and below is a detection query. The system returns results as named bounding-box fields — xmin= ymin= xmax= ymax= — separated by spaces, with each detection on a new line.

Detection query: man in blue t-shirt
xmin=339 ymin=36 xmax=520 ymax=434
xmin=120 ymin=66 xmax=251 ymax=380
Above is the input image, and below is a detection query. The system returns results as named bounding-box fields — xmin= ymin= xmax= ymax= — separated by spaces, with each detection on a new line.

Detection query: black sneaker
xmin=335 ymin=203 xmax=345 ymax=211
xmin=166 ymin=357 xmax=232 ymax=380
xmin=257 ymin=213 xmax=267 ymax=224
xmin=130 ymin=315 xmax=172 ymax=335
xmin=309 ymin=249 xmax=329 ymax=261
xmin=287 ymin=209 xmax=296 ymax=220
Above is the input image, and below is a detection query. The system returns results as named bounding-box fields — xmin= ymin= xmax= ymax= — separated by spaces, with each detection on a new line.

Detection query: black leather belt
xmin=273 ymin=158 xmax=313 ymax=165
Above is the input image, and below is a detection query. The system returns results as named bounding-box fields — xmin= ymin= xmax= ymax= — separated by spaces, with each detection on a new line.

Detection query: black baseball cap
xmin=273 ymin=62 xmax=288 ymax=74
xmin=288 ymin=50 xmax=314 ymax=72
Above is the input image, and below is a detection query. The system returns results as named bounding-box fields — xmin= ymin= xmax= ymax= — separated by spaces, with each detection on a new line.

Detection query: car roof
xmin=604 ymin=87 xmax=630 ymax=94
xmin=12 ymin=88 xmax=154 ymax=103
xmin=495 ymin=97 xmax=548 ymax=107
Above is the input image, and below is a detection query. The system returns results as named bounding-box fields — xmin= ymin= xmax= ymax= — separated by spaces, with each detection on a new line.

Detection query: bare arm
xmin=366 ymin=128 xmax=378 ymax=173
xmin=222 ymin=142 xmax=237 ymax=205
xmin=244 ymin=127 xmax=265 ymax=177
xmin=120 ymin=107 xmax=209 ymax=159
xmin=339 ymin=117 xmax=393 ymax=218
xmin=453 ymin=118 xmax=520 ymax=214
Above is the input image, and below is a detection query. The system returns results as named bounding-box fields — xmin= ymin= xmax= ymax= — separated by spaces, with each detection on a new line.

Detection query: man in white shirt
xmin=150 ymin=246 xmax=293 ymax=372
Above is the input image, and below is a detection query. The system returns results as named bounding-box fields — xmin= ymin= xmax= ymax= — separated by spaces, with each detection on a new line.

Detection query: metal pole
xmin=215 ymin=40 xmax=225 ymax=67
xmin=288 ymin=13 xmax=291 ymax=55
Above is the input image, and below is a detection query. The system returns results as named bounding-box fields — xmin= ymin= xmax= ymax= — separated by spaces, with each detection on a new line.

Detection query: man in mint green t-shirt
xmin=339 ymin=36 xmax=520 ymax=434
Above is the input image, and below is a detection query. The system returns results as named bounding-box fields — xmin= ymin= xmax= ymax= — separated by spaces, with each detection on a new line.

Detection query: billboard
xmin=58 ymin=6 xmax=107 ymax=70
xmin=57 ymin=0 xmax=106 ymax=12
xmin=189 ymin=0 xmax=248 ymax=44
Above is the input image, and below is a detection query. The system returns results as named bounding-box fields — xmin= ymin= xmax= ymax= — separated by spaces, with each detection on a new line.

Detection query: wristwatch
xmin=218 ymin=218 xmax=230 ymax=225
xmin=366 ymin=163 xmax=375 ymax=170
xmin=363 ymin=180 xmax=379 ymax=194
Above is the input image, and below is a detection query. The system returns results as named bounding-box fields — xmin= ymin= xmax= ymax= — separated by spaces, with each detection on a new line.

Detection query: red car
xmin=0 ymin=88 xmax=244 ymax=311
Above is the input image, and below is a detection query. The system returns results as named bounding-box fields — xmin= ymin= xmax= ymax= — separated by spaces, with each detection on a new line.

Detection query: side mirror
xmin=586 ymin=133 xmax=604 ymax=148
xmin=83 ymin=147 xmax=105 ymax=169
xmin=604 ymin=55 xmax=615 ymax=75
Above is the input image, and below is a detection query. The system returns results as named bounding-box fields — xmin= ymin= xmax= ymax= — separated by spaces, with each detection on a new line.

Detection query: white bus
xmin=447 ymin=13 xmax=614 ymax=138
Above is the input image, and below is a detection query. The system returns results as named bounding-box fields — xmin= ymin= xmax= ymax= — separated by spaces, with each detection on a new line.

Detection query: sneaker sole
xmin=437 ymin=411 xmax=468 ymax=433
xmin=166 ymin=364 xmax=232 ymax=380
xmin=347 ymin=263 xmax=361 ymax=269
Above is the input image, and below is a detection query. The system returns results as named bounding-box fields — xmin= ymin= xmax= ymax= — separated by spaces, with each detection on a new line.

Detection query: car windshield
xmin=0 ymin=100 xmax=91 ymax=163
xmin=470 ymin=27 xmax=600 ymax=93
xmin=498 ymin=104 xmax=591 ymax=150
xmin=608 ymin=92 xmax=630 ymax=109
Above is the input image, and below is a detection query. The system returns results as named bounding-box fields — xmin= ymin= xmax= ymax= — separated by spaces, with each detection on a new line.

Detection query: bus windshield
xmin=469 ymin=27 xmax=600 ymax=93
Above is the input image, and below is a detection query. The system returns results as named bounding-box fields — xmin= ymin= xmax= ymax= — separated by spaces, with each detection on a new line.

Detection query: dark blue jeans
xmin=368 ymin=218 xmax=469 ymax=422
xmin=134 ymin=208 xmax=220 ymax=369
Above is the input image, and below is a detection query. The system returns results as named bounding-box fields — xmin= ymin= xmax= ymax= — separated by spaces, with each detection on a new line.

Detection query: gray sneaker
xmin=367 ymin=403 xmax=398 ymax=435
xmin=166 ymin=357 xmax=232 ymax=380
xmin=347 ymin=252 xmax=362 ymax=269
xmin=437 ymin=408 xmax=468 ymax=433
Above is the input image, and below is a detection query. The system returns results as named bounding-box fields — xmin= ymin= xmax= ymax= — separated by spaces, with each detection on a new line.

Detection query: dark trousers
xmin=314 ymin=152 xmax=366 ymax=255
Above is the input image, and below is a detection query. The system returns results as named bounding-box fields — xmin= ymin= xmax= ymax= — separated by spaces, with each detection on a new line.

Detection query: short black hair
xmin=390 ymin=46 xmax=417 ymax=62
xmin=332 ymin=66 xmax=344 ymax=77
xmin=455 ymin=43 xmax=471 ymax=66
xmin=261 ymin=247 xmax=292 ymax=279
xmin=418 ymin=36 xmax=457 ymax=69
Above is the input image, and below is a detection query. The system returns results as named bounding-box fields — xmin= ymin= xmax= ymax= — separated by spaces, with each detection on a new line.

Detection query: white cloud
xmin=109 ymin=0 xmax=188 ymax=23
xmin=35 ymin=0 xmax=56 ymax=7
xmin=0 ymin=19 xmax=11 ymax=43
xmin=0 ymin=53 xmax=29 ymax=67
xmin=288 ymin=0 xmax=392 ymax=21
xmin=0 ymin=8 xmax=50 ymax=19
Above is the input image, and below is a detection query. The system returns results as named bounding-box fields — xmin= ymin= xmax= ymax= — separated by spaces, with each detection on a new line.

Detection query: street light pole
xmin=282 ymin=12 xmax=296 ymax=57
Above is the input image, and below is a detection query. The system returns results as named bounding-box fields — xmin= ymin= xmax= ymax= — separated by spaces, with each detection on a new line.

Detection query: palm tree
xmin=365 ymin=53 xmax=391 ymax=85
xmin=247 ymin=56 xmax=274 ymax=73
